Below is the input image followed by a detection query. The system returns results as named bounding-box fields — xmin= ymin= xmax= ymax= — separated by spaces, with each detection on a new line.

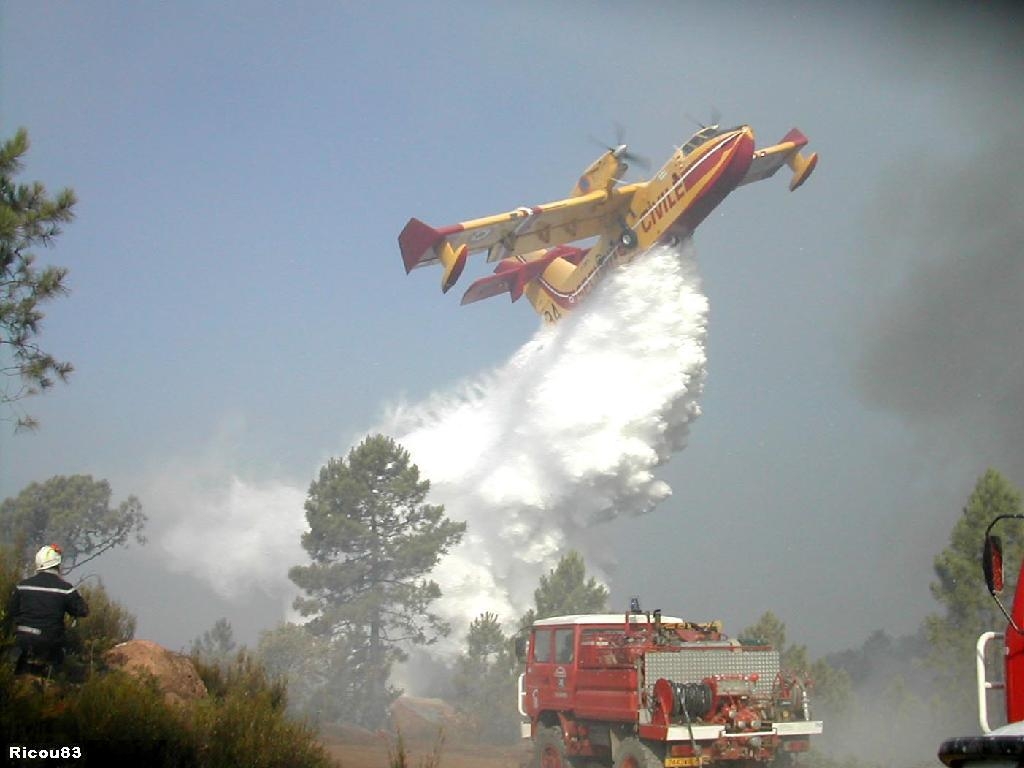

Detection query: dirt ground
xmin=319 ymin=732 xmax=529 ymax=768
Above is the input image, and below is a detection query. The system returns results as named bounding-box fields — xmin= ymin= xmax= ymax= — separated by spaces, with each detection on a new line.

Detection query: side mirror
xmin=984 ymin=535 xmax=1004 ymax=595
xmin=514 ymin=635 xmax=529 ymax=663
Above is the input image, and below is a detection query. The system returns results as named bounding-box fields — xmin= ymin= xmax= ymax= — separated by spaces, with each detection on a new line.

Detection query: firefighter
xmin=4 ymin=544 xmax=89 ymax=675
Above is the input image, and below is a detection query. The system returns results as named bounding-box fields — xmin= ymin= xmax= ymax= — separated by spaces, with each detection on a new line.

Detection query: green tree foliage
xmin=288 ymin=434 xmax=465 ymax=727
xmin=0 ymin=474 xmax=146 ymax=572
xmin=452 ymin=611 xmax=520 ymax=743
xmin=0 ymin=541 xmax=25 ymax=639
xmin=1 ymin=128 xmax=76 ymax=432
xmin=192 ymin=647 xmax=288 ymax=712
xmin=519 ymin=550 xmax=609 ymax=628
xmin=926 ymin=468 xmax=1023 ymax=724
xmin=258 ymin=623 xmax=325 ymax=717
xmin=1 ymin=660 xmax=330 ymax=767
xmin=188 ymin=656 xmax=326 ymax=768
xmin=257 ymin=622 xmax=349 ymax=724
xmin=740 ymin=610 xmax=787 ymax=651
xmin=190 ymin=617 xmax=237 ymax=665
xmin=824 ymin=628 xmax=928 ymax=685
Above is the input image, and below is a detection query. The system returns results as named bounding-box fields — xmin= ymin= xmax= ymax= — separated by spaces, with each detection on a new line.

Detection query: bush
xmin=190 ymin=686 xmax=329 ymax=768
xmin=1 ymin=654 xmax=332 ymax=767
xmin=64 ymin=579 xmax=136 ymax=673
xmin=388 ymin=728 xmax=445 ymax=768
xmin=188 ymin=647 xmax=327 ymax=767
xmin=0 ymin=540 xmax=27 ymax=632
xmin=192 ymin=648 xmax=287 ymax=710
xmin=58 ymin=671 xmax=195 ymax=767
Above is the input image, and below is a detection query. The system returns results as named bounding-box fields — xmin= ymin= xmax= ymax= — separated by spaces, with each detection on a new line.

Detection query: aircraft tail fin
xmin=399 ymin=217 xmax=463 ymax=272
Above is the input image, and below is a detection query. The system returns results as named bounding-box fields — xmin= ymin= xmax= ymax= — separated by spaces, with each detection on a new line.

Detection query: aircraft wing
xmin=400 ymin=184 xmax=640 ymax=274
xmin=738 ymin=128 xmax=818 ymax=191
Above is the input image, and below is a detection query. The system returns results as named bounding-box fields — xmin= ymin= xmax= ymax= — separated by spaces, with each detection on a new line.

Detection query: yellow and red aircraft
xmin=399 ymin=124 xmax=817 ymax=323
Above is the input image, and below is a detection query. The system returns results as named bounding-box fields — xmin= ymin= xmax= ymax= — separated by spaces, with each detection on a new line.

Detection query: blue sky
xmin=2 ymin=2 xmax=1022 ymax=655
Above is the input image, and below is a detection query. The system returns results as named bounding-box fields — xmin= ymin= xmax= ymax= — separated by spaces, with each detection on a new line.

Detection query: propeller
xmin=591 ymin=123 xmax=651 ymax=172
xmin=685 ymin=107 xmax=722 ymax=130
xmin=611 ymin=143 xmax=651 ymax=172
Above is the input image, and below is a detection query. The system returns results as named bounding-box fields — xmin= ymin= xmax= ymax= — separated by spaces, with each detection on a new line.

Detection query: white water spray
xmin=376 ymin=240 xmax=708 ymax=639
xmin=159 ymin=241 xmax=708 ymax=644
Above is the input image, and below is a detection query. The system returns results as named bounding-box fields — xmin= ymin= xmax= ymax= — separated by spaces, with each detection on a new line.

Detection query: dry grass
xmin=320 ymin=729 xmax=527 ymax=768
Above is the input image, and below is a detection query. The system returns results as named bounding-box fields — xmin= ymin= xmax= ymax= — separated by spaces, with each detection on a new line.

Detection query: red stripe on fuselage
xmin=537 ymin=130 xmax=752 ymax=308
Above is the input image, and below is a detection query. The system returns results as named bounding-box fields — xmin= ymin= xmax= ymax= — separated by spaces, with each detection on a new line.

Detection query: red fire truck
xmin=938 ymin=514 xmax=1024 ymax=766
xmin=517 ymin=606 xmax=822 ymax=767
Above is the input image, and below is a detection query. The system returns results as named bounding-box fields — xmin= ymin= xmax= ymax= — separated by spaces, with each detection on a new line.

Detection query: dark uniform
xmin=6 ymin=569 xmax=89 ymax=674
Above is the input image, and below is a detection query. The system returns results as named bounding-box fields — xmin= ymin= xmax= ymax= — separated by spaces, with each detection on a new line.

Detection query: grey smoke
xmin=856 ymin=130 xmax=1024 ymax=480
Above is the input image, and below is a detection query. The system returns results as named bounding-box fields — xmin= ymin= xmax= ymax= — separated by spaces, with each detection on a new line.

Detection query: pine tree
xmin=190 ymin=618 xmax=237 ymax=664
xmin=1 ymin=128 xmax=76 ymax=431
xmin=518 ymin=550 xmax=609 ymax=629
xmin=288 ymin=434 xmax=465 ymax=727
xmin=452 ymin=612 xmax=520 ymax=743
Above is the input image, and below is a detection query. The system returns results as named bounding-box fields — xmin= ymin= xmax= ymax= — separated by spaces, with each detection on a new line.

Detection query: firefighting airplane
xmin=399 ymin=123 xmax=817 ymax=323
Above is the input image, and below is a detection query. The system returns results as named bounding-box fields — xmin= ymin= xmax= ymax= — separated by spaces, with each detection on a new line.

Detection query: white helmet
xmin=35 ymin=544 xmax=63 ymax=571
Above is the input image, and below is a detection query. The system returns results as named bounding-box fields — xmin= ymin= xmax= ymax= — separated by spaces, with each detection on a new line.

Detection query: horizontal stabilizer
xmin=461 ymin=259 xmax=546 ymax=305
xmin=461 ymin=272 xmax=519 ymax=305
xmin=738 ymin=127 xmax=817 ymax=189
xmin=777 ymin=128 xmax=817 ymax=191
xmin=461 ymin=247 xmax=583 ymax=305
xmin=787 ymin=150 xmax=818 ymax=191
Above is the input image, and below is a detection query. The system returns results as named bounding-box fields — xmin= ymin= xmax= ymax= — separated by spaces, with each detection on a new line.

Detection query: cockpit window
xmin=681 ymin=124 xmax=747 ymax=156
xmin=681 ymin=126 xmax=722 ymax=156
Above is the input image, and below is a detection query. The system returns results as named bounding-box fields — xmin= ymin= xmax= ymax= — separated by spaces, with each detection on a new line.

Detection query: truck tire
xmin=613 ymin=738 xmax=663 ymax=768
xmin=535 ymin=725 xmax=573 ymax=768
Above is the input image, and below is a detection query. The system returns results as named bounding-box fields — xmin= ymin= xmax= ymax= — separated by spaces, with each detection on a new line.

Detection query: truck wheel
xmin=613 ymin=738 xmax=663 ymax=768
xmin=535 ymin=725 xmax=573 ymax=768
